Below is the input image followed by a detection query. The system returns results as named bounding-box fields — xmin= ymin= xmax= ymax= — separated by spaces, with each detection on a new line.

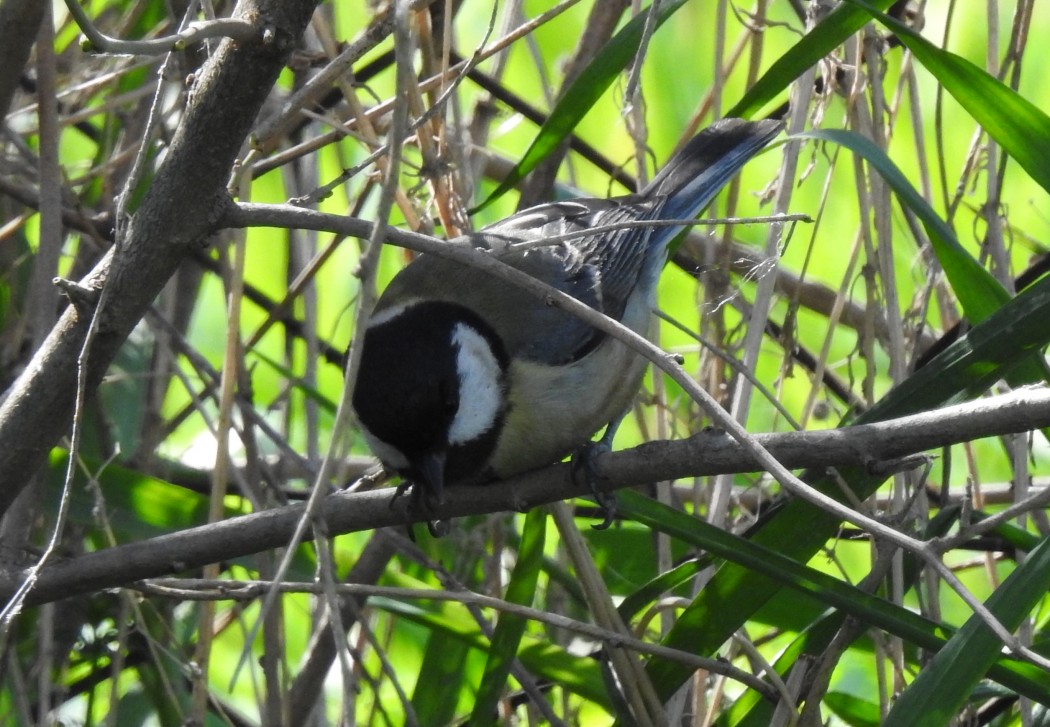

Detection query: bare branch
xmin=0 ymin=0 xmax=321 ymax=515
xmin=0 ymin=0 xmax=46 ymax=117
xmin=137 ymin=576 xmax=776 ymax=698
xmin=64 ymin=0 xmax=258 ymax=56
xmin=5 ymin=386 xmax=1050 ymax=608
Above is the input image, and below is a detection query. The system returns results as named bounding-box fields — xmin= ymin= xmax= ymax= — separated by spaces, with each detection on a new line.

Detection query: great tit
xmin=352 ymin=117 xmax=782 ymax=509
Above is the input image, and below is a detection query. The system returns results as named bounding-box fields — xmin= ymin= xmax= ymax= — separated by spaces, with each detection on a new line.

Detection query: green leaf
xmin=412 ymin=632 xmax=471 ymax=726
xmin=469 ymin=508 xmax=547 ymax=725
xmin=796 ymin=128 xmax=1009 ymax=324
xmin=859 ymin=274 xmax=1050 ymax=423
xmin=796 ymin=130 xmax=1050 ymax=416
xmin=620 ymin=492 xmax=1050 ymax=711
xmin=47 ymin=452 xmax=322 ymax=578
xmin=472 ymin=0 xmax=688 ymax=212
xmin=825 ymin=691 xmax=883 ymax=727
xmin=618 ymin=557 xmax=707 ymax=624
xmin=885 ymin=535 xmax=1050 ymax=726
xmin=47 ymin=451 xmax=225 ymax=541
xmin=380 ymin=574 xmax=612 ymax=710
xmin=727 ymin=0 xmax=898 ymax=119
xmin=640 ymin=271 xmax=1050 ymax=699
xmin=851 ymin=0 xmax=1050 ymax=196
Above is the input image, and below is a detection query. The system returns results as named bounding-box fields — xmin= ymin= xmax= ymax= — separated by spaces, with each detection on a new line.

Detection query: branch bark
xmin=5 ymin=386 xmax=1049 ymax=607
xmin=0 ymin=0 xmax=46 ymax=118
xmin=0 ymin=0 xmax=320 ymax=515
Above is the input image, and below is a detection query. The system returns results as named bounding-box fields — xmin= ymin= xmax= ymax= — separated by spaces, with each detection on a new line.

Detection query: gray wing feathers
xmin=384 ymin=118 xmax=781 ymax=366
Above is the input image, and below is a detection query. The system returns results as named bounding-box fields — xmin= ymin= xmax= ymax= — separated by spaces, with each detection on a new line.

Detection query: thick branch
xmin=0 ymin=0 xmax=45 ymax=118
xmin=0 ymin=0 xmax=320 ymax=515
xmin=5 ymin=386 xmax=1049 ymax=607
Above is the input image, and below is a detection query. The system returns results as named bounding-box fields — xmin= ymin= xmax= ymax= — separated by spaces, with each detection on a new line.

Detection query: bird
xmin=351 ymin=118 xmax=782 ymax=514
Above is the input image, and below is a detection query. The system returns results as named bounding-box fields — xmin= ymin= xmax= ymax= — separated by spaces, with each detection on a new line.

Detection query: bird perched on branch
xmin=351 ymin=118 xmax=782 ymax=516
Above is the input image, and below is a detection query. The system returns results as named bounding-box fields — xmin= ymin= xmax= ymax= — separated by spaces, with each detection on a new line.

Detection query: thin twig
xmin=221 ymin=201 xmax=1048 ymax=668
xmin=0 ymin=4 xmax=186 ymax=632
xmin=9 ymin=387 xmax=1050 ymax=610
xmin=136 ymin=577 xmax=778 ymax=699
xmin=500 ymin=213 xmax=812 ymax=253
xmin=64 ymin=0 xmax=257 ymax=56
xmin=249 ymin=0 xmax=586 ymax=175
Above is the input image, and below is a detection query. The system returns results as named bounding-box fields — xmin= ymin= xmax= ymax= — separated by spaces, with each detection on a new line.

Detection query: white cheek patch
xmin=448 ymin=323 xmax=503 ymax=446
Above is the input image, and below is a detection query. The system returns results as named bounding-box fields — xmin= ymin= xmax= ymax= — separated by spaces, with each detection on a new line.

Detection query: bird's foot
xmin=571 ymin=441 xmax=617 ymax=530
xmin=390 ymin=481 xmax=449 ymax=537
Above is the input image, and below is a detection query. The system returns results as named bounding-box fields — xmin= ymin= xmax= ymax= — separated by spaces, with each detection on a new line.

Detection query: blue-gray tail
xmin=646 ymin=117 xmax=782 ymax=224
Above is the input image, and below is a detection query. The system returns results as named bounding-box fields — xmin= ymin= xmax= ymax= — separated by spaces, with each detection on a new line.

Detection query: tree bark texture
xmin=0 ymin=0 xmax=46 ymax=118
xmin=0 ymin=0 xmax=320 ymax=514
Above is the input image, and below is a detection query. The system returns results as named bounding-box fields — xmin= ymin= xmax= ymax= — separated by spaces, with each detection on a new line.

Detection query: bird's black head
xmin=352 ymin=301 xmax=509 ymax=508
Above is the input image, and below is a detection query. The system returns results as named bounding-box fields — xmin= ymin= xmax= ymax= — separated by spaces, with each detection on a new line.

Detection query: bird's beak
xmin=417 ymin=449 xmax=447 ymax=510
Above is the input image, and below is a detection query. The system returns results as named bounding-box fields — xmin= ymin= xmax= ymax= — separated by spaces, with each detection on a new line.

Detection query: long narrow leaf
xmin=376 ymin=589 xmax=612 ymax=709
xmin=469 ymin=508 xmax=547 ymax=725
xmin=797 ymin=129 xmax=1009 ymax=324
xmin=472 ymin=0 xmax=688 ymax=212
xmin=885 ymin=535 xmax=1050 ymax=726
xmin=727 ymin=0 xmax=897 ymax=119
xmin=645 ymin=272 xmax=1050 ymax=698
xmin=618 ymin=491 xmax=1050 ymax=704
xmin=851 ymin=0 xmax=1050 ymax=195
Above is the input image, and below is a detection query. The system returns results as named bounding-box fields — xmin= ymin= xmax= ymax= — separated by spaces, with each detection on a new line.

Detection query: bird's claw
xmin=571 ymin=441 xmax=618 ymax=530
xmin=389 ymin=481 xmax=449 ymax=537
